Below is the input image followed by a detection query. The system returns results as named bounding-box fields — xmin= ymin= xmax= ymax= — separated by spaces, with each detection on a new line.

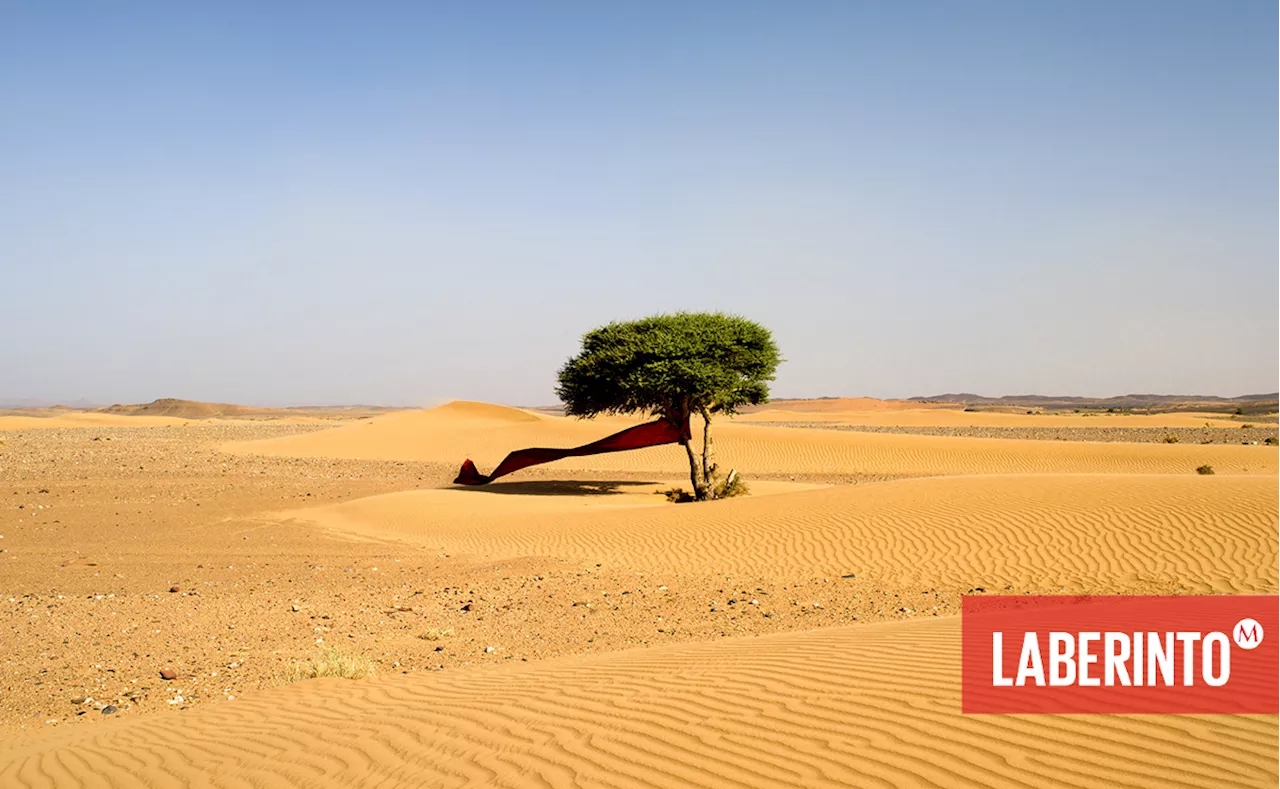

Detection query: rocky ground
xmin=747 ymin=422 xmax=1279 ymax=445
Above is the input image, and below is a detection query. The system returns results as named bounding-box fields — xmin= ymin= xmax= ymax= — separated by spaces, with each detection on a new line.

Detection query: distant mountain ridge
xmin=90 ymin=398 xmax=407 ymax=419
xmin=0 ymin=397 xmax=101 ymax=409
xmin=906 ymin=393 xmax=1278 ymax=414
xmin=7 ymin=394 xmax=1277 ymax=419
xmin=97 ymin=398 xmax=266 ymax=418
xmin=909 ymin=393 xmax=1276 ymax=404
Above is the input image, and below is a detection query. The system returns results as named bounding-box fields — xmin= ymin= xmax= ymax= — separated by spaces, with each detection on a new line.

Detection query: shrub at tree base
xmin=715 ymin=469 xmax=750 ymax=498
xmin=661 ymin=487 xmax=695 ymax=503
xmin=660 ymin=470 xmax=750 ymax=504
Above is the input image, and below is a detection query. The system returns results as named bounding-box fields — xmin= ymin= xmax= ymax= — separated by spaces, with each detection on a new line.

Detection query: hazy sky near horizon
xmin=2 ymin=1 xmax=1276 ymax=407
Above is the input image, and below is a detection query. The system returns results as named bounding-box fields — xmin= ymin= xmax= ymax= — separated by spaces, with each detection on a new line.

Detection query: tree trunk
xmin=671 ymin=397 xmax=705 ymax=501
xmin=673 ymin=399 xmax=715 ymax=501
xmin=682 ymin=437 xmax=708 ymax=500
xmin=699 ymin=406 xmax=717 ymax=500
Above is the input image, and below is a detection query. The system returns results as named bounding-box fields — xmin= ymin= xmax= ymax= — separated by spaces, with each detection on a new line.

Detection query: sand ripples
xmin=4 ymin=618 xmax=1274 ymax=788
xmin=292 ymin=475 xmax=1278 ymax=591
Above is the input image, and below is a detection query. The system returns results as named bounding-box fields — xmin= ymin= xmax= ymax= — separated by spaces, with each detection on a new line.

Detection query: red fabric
xmin=454 ymin=416 xmax=689 ymax=485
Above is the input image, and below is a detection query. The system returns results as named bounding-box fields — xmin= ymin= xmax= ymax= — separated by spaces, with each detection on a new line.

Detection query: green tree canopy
xmin=556 ymin=312 xmax=781 ymax=500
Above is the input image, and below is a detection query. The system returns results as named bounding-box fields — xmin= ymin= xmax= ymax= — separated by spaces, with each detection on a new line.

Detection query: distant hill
xmin=0 ymin=397 xmax=100 ymax=409
xmin=531 ymin=397 xmax=951 ymax=416
xmin=93 ymin=398 xmax=403 ymax=420
xmin=97 ymin=398 xmax=264 ymax=418
xmin=741 ymin=397 xmax=949 ymax=414
xmin=907 ymin=393 xmax=1279 ymax=415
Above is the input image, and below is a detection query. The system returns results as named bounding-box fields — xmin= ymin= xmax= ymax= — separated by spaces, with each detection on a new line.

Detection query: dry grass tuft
xmin=660 ymin=487 xmax=695 ymax=503
xmin=658 ymin=471 xmax=750 ymax=502
xmin=281 ymin=646 xmax=376 ymax=683
xmin=418 ymin=628 xmax=454 ymax=641
xmin=715 ymin=469 xmax=750 ymax=499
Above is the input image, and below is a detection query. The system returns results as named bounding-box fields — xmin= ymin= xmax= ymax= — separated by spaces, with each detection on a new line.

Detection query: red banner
xmin=454 ymin=416 xmax=690 ymax=485
xmin=962 ymin=595 xmax=1278 ymax=714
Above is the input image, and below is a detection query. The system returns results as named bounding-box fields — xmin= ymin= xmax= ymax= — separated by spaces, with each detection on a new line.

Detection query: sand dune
xmin=0 ymin=399 xmax=399 ymax=428
xmin=740 ymin=396 xmax=1274 ymax=423
xmin=0 ymin=412 xmax=343 ymax=429
xmin=742 ymin=396 xmax=953 ymax=412
xmin=281 ymin=477 xmax=823 ymax=528
xmin=282 ymin=474 xmax=1278 ymax=591
xmin=0 ymin=412 xmax=198 ymax=429
xmin=435 ymin=399 xmax=546 ymax=423
xmin=224 ymin=401 xmax=1279 ymax=478
xmin=735 ymin=408 xmax=1249 ymax=428
xmin=3 ymin=616 xmax=1273 ymax=789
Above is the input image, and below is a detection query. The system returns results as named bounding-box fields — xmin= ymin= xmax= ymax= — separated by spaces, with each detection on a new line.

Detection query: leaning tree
xmin=555 ymin=312 xmax=781 ymax=501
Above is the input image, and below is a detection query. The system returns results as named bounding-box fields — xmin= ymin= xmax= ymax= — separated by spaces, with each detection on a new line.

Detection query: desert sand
xmin=0 ymin=398 xmax=393 ymax=429
xmin=0 ymin=412 xmax=203 ymax=429
xmin=224 ymin=401 xmax=1278 ymax=478
xmin=285 ymin=474 xmax=1277 ymax=590
xmin=6 ymin=617 xmax=1275 ymax=789
xmin=2 ymin=400 xmax=1276 ymax=787
xmin=736 ymin=397 xmax=1280 ymax=440
xmin=736 ymin=407 xmax=1252 ymax=428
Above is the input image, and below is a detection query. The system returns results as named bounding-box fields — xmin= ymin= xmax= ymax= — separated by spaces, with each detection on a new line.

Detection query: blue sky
xmin=2 ymin=1 xmax=1275 ymax=406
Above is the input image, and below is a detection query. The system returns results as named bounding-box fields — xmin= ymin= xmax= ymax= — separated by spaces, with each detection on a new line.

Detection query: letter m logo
xmin=1234 ymin=619 xmax=1264 ymax=650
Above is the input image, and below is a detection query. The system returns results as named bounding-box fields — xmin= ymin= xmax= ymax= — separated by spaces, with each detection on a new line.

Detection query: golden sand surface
xmin=0 ymin=413 xmax=204 ymax=428
xmin=4 ymin=617 xmax=1274 ymax=789
xmin=287 ymin=474 xmax=1276 ymax=591
xmin=743 ymin=396 xmax=955 ymax=412
xmin=224 ymin=401 xmax=1277 ymax=478
xmin=2 ymin=402 xmax=1276 ymax=787
xmin=735 ymin=407 xmax=1250 ymax=428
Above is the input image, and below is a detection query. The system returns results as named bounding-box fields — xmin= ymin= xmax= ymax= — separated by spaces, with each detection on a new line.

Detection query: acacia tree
xmin=555 ymin=312 xmax=781 ymax=501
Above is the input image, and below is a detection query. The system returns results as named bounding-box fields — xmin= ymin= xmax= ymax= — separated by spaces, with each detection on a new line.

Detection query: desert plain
xmin=1 ymin=398 xmax=1277 ymax=788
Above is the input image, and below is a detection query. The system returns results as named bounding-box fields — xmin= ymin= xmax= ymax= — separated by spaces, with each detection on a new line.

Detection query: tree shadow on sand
xmin=456 ymin=480 xmax=654 ymax=497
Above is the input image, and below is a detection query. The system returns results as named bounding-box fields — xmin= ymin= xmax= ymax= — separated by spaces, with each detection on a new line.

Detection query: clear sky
xmin=2 ymin=1 xmax=1276 ymax=406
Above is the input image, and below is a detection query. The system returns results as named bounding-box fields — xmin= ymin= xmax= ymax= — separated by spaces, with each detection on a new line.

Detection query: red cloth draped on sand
xmin=454 ymin=416 xmax=690 ymax=485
